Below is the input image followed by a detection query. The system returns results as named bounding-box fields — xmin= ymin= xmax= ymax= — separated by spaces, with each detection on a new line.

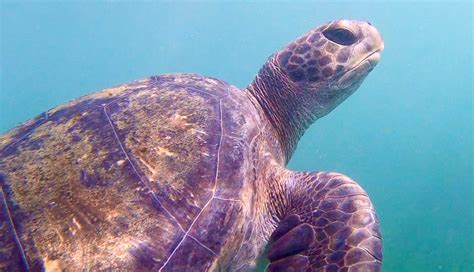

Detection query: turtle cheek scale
xmin=275 ymin=25 xmax=351 ymax=85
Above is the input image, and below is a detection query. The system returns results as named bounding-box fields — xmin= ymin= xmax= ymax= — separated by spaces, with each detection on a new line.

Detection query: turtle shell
xmin=0 ymin=74 xmax=261 ymax=271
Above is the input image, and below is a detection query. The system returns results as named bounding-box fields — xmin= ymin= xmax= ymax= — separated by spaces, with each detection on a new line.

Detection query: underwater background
xmin=1 ymin=1 xmax=472 ymax=271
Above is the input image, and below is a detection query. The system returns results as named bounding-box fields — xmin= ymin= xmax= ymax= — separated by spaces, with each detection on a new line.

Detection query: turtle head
xmin=247 ymin=19 xmax=384 ymax=159
xmin=274 ymin=19 xmax=384 ymax=117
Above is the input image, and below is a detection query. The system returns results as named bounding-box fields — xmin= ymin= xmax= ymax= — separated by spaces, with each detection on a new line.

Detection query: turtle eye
xmin=322 ymin=28 xmax=357 ymax=46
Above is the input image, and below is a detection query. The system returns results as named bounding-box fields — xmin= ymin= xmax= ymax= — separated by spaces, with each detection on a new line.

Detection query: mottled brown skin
xmin=0 ymin=19 xmax=384 ymax=271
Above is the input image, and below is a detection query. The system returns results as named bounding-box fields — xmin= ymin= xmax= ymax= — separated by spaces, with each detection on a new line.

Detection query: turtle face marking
xmin=276 ymin=19 xmax=384 ymax=86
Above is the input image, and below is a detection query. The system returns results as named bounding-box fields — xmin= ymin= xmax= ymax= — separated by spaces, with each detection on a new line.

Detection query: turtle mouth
xmin=336 ymin=49 xmax=382 ymax=89
xmin=360 ymin=50 xmax=381 ymax=69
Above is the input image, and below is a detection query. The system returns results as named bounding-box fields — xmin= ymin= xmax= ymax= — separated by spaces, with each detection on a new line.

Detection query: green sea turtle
xmin=0 ymin=19 xmax=384 ymax=271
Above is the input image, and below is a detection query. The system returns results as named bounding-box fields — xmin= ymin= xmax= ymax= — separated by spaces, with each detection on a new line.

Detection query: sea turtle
xmin=0 ymin=19 xmax=384 ymax=271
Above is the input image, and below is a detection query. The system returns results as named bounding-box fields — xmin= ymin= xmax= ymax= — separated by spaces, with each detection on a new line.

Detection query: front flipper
xmin=267 ymin=172 xmax=382 ymax=272
xmin=266 ymin=214 xmax=313 ymax=271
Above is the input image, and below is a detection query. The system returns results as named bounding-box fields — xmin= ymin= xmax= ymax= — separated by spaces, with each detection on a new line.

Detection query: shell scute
xmin=162 ymin=236 xmax=216 ymax=271
xmin=0 ymin=74 xmax=262 ymax=270
xmin=0 ymin=102 xmax=185 ymax=270
xmin=214 ymin=136 xmax=247 ymax=200
xmin=105 ymin=82 xmax=222 ymax=230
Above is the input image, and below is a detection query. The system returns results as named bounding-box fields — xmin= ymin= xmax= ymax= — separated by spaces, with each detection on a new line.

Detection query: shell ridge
xmin=158 ymin=92 xmax=230 ymax=271
xmin=216 ymin=89 xmax=264 ymax=269
xmin=187 ymin=234 xmax=217 ymax=256
xmin=102 ymin=104 xmax=186 ymax=233
xmin=0 ymin=182 xmax=30 ymax=271
xmin=152 ymin=74 xmax=226 ymax=99
xmin=101 ymin=78 xmax=161 ymax=109
xmin=227 ymin=129 xmax=262 ymax=269
xmin=229 ymin=219 xmax=254 ymax=269
xmin=0 ymin=114 xmax=47 ymax=157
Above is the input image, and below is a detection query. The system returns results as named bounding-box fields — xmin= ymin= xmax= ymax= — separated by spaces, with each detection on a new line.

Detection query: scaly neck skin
xmin=245 ymin=58 xmax=323 ymax=162
xmin=251 ymin=159 xmax=291 ymax=239
xmin=245 ymin=57 xmax=330 ymax=243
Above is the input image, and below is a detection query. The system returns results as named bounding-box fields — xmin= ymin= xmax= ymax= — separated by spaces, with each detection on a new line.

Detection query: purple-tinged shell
xmin=0 ymin=74 xmax=262 ymax=271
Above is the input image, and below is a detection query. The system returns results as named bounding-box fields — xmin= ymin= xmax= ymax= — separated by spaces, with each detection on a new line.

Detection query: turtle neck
xmin=245 ymin=57 xmax=322 ymax=163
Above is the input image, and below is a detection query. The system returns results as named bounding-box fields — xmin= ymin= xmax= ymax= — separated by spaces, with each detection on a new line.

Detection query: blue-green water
xmin=1 ymin=1 xmax=472 ymax=271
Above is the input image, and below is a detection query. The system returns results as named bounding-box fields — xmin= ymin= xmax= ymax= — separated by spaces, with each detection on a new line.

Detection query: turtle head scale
xmin=246 ymin=19 xmax=384 ymax=160
xmin=277 ymin=19 xmax=384 ymax=90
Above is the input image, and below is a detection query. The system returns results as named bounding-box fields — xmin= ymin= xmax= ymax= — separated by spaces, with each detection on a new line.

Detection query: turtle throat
xmin=245 ymin=59 xmax=320 ymax=162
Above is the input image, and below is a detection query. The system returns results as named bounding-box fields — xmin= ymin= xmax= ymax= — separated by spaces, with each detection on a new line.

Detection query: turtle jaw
xmin=335 ymin=49 xmax=382 ymax=89
xmin=332 ymin=21 xmax=384 ymax=89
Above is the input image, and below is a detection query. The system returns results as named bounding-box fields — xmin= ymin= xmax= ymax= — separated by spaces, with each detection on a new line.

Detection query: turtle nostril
xmin=367 ymin=21 xmax=372 ymax=26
